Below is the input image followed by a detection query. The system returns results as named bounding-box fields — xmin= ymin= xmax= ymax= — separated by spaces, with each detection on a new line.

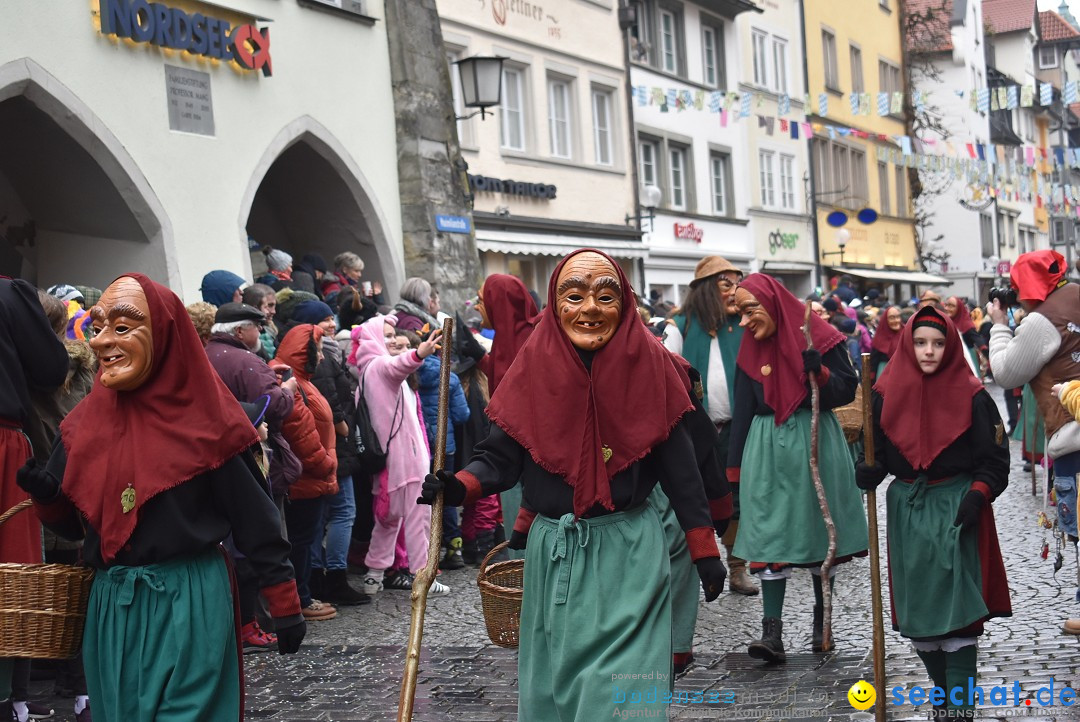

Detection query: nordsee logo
xmin=435 ymin=215 xmax=471 ymax=233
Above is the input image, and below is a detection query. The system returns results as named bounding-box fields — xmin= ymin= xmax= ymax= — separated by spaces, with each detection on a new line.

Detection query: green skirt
xmin=734 ymin=409 xmax=868 ymax=565
xmin=84 ymin=551 xmax=240 ymax=722
xmin=646 ymin=485 xmax=698 ymax=654
xmin=1011 ymin=384 xmax=1045 ymax=462
xmin=886 ymin=474 xmax=987 ymax=639
xmin=520 ymin=505 xmax=671 ymax=721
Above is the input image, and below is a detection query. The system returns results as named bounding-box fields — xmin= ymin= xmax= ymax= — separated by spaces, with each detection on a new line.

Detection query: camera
xmin=988 ymin=286 xmax=1018 ymax=307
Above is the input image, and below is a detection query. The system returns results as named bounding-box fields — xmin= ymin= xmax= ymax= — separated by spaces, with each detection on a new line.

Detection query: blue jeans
xmin=1055 ymin=451 xmax=1080 ymax=538
xmin=311 ymin=476 xmax=357 ymax=571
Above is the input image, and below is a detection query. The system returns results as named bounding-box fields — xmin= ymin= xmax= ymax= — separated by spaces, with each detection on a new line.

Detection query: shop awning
xmin=835 ymin=267 xmax=952 ymax=285
xmin=476 ymin=233 xmax=648 ymax=259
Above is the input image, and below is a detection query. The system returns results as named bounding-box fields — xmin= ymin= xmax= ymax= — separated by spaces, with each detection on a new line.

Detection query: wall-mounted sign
xmin=98 ymin=0 xmax=273 ymax=76
xmin=468 ymin=174 xmax=557 ymax=200
xmin=673 ymin=222 xmax=703 ymax=243
xmin=768 ymin=229 xmax=798 ymax=255
xmin=165 ymin=65 xmax=215 ymax=136
xmin=435 ymin=214 xmax=471 ymax=234
xmin=997 ymin=260 xmax=1012 ymax=276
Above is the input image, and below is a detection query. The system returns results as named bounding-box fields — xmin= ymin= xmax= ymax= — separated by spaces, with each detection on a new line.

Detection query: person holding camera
xmin=986 ymin=250 xmax=1080 ymax=631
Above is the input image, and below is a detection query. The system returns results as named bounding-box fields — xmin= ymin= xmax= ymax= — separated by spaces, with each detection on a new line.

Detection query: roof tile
xmin=984 ymin=0 xmax=1036 ymax=35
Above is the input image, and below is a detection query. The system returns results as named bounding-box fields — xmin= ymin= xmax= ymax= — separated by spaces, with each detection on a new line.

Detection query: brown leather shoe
xmin=725 ymin=546 xmax=760 ymax=596
xmin=1063 ymin=618 xmax=1080 ymax=634
xmin=302 ymin=599 xmax=337 ymax=621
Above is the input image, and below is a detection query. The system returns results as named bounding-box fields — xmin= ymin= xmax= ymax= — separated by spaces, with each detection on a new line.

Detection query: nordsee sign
xmin=435 ymin=215 xmax=471 ymax=234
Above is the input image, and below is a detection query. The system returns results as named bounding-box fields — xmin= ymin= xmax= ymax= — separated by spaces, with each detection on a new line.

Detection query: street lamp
xmin=454 ymin=56 xmax=506 ymax=121
xmin=625 ymin=184 xmax=662 ymax=226
xmin=821 ymin=228 xmax=849 ymax=266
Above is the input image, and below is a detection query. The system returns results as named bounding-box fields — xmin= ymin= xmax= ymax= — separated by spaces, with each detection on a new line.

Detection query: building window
xmin=822 ymin=29 xmax=839 ymax=90
xmin=772 ymin=37 xmax=789 ymax=94
xmin=639 ymin=139 xmax=659 ymax=187
xmin=752 ymin=29 xmax=769 ymax=87
xmin=1040 ymin=45 xmax=1058 ymax=69
xmin=711 ymin=152 xmax=730 ymax=215
xmin=980 ymin=213 xmax=994 ymax=257
xmin=812 ymin=138 xmax=832 ymax=195
xmin=851 ymin=148 xmax=868 ymax=207
xmin=500 ymin=67 xmax=526 ymax=151
xmin=702 ymin=24 xmax=723 ymax=89
xmin=877 ymin=162 xmax=890 ymax=215
xmin=660 ymin=9 xmax=678 ymax=74
xmin=759 ymin=150 xmax=776 ymax=207
xmin=669 ymin=146 xmax=687 ymax=210
xmin=547 ymin=78 xmax=572 ymax=159
xmin=779 ymin=154 xmax=795 ymax=210
xmin=850 ymin=45 xmax=864 ymax=94
xmin=628 ymin=1 xmax=652 ymax=64
xmin=879 ymin=60 xmax=902 ymax=116
xmin=592 ymin=89 xmax=613 ymax=166
xmin=894 ymin=165 xmax=906 ymax=217
xmin=813 ymin=139 xmax=867 ymax=210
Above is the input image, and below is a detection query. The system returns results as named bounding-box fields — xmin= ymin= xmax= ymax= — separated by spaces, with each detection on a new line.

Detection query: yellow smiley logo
xmin=848 ymin=680 xmax=876 ymax=711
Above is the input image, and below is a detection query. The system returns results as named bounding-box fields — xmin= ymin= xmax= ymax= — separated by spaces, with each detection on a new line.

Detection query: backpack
xmin=353 ymin=367 xmax=402 ymax=476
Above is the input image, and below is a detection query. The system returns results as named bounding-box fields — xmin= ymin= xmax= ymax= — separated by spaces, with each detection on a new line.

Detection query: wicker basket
xmin=476 ymin=541 xmax=523 ymax=648
xmin=0 ymin=499 xmax=95 ymax=658
xmin=833 ymin=383 xmax=865 ymax=444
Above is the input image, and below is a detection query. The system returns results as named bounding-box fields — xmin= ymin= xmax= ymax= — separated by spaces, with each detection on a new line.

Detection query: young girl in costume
xmin=857 ymin=306 xmax=1011 ymax=719
xmin=868 ymin=305 xmax=902 ymax=380
xmin=728 ymin=273 xmax=868 ymax=663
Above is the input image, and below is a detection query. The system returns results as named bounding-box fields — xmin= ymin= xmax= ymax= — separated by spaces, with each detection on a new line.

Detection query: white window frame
xmin=591 ymin=88 xmax=614 ymax=166
xmin=702 ymin=25 xmax=719 ymax=88
xmin=779 ymin=153 xmax=796 ymax=210
xmin=1040 ymin=45 xmax=1059 ymax=69
xmin=639 ymin=139 xmax=659 ymax=187
xmin=711 ymin=153 xmax=729 ymax=216
xmin=499 ymin=66 xmax=527 ymax=152
xmin=660 ymin=9 xmax=678 ymax=74
xmin=752 ymin=29 xmax=769 ymax=88
xmin=759 ymin=149 xmax=776 ymax=208
xmin=822 ymin=29 xmax=839 ymax=89
xmin=772 ymin=37 xmax=789 ymax=94
xmin=668 ymin=145 xmax=687 ymax=210
xmin=547 ymin=77 xmax=573 ymax=159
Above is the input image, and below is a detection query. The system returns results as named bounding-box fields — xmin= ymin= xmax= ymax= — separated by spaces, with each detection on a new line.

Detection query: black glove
xmin=417 ymin=470 xmax=466 ymax=507
xmin=508 ymin=529 xmax=528 ymax=550
xmin=855 ymin=461 xmax=888 ymax=491
xmin=695 ymin=557 xmax=727 ymax=602
xmin=802 ymin=349 xmax=822 ymax=374
xmin=16 ymin=458 xmax=60 ymax=501
xmin=953 ymin=489 xmax=986 ymax=530
xmin=274 ymin=618 xmax=306 ymax=654
xmin=712 ymin=518 xmax=730 ymax=539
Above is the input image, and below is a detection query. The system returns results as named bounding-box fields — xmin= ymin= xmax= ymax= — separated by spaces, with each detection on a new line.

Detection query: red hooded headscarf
xmin=1011 ymin=249 xmax=1068 ymax=303
xmin=60 ymin=274 xmax=259 ymax=564
xmin=480 ymin=274 xmax=539 ymax=396
xmin=946 ymin=296 xmax=976 ymax=334
xmin=735 ymin=273 xmax=845 ymax=425
xmin=870 ymin=305 xmax=902 ymax=358
xmin=485 ymin=249 xmax=693 ymax=518
xmin=874 ymin=306 xmax=984 ymax=470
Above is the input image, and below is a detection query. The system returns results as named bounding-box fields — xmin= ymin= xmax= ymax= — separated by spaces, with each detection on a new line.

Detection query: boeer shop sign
xmin=98 ymin=0 xmax=272 ymax=77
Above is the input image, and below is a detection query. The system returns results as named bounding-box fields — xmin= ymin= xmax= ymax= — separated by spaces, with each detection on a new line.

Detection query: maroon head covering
xmin=870 ymin=305 xmax=902 ymax=357
xmin=481 ymin=274 xmax=539 ymax=395
xmin=485 ymin=249 xmax=693 ymax=518
xmin=1011 ymin=249 xmax=1068 ymax=303
xmin=875 ymin=306 xmax=983 ymax=470
xmin=946 ymin=296 xmax=975 ymax=334
xmin=60 ymin=273 xmax=259 ymax=563
xmin=735 ymin=273 xmax=845 ymax=425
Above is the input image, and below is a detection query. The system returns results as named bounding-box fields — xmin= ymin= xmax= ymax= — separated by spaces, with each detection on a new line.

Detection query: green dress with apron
xmin=1011 ymin=384 xmax=1045 ymax=463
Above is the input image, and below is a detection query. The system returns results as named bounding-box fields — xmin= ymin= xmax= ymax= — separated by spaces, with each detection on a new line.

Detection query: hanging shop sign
xmin=468 ymin=174 xmax=557 ymax=199
xmin=673 ymin=222 xmax=704 ymax=243
xmin=98 ymin=0 xmax=273 ymax=77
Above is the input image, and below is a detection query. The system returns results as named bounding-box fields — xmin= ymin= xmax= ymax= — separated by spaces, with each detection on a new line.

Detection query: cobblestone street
xmin=28 ymin=390 xmax=1080 ymax=721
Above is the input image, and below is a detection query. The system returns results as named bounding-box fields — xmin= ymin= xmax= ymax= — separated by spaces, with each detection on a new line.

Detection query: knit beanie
xmin=264 ymin=247 xmax=293 ymax=272
xmin=292 ymin=300 xmax=335 ymax=325
xmin=47 ymin=284 xmax=84 ymax=305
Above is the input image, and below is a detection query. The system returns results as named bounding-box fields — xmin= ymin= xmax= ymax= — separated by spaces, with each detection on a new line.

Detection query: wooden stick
xmin=398 ymin=318 xmax=453 ymax=722
xmin=803 ymin=302 xmax=837 ymax=652
xmin=860 ymin=353 xmax=887 ymax=722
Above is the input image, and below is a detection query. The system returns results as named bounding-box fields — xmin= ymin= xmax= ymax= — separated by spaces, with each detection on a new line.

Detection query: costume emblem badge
xmin=601 ymin=445 xmax=613 ymax=463
xmin=761 ymin=364 xmax=772 ymax=376
xmin=121 ymin=484 xmax=136 ymax=514
xmin=995 ymin=422 xmax=1004 ymax=445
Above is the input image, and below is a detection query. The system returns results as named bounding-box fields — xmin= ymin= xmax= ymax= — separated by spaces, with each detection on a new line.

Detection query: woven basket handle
xmin=0 ymin=499 xmax=33 ymax=528
xmin=479 ymin=541 xmax=510 ymax=576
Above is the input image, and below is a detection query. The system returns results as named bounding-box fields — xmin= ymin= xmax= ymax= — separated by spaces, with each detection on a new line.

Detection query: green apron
xmin=84 ymin=551 xmax=239 ymax=722
xmin=1012 ymin=384 xmax=1045 ymax=460
xmin=886 ymin=474 xmax=987 ymax=639
xmin=520 ymin=504 xmax=670 ymax=721
xmin=500 ymin=483 xmax=526 ymax=561
xmin=646 ymin=486 xmax=698 ymax=655
xmin=734 ymin=409 xmax=868 ymax=565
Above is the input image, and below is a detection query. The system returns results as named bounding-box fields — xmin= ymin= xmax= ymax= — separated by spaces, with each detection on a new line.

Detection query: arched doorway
xmin=0 ymin=59 xmax=175 ymax=290
xmin=242 ymin=118 xmax=399 ymax=300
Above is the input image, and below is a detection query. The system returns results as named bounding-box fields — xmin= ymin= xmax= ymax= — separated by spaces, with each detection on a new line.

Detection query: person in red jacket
xmin=274 ymin=324 xmax=340 ymax=621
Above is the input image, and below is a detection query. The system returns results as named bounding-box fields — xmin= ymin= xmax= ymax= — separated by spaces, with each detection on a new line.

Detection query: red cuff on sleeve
xmin=709 ymin=494 xmax=733 ymax=522
xmin=685 ymin=526 xmax=721 ymax=561
xmin=971 ymin=481 xmax=992 ymax=500
xmin=726 ymin=467 xmax=740 ymax=483
xmin=262 ymin=579 xmax=302 ymax=618
xmin=816 ymin=366 xmax=830 ymax=385
xmin=458 ymin=470 xmax=484 ymax=505
xmin=514 ymin=508 xmax=538 ymax=534
xmin=33 ymin=495 xmax=75 ymax=526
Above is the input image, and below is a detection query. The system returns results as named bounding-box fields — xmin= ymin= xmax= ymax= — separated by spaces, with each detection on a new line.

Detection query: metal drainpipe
xmin=619 ymin=1 xmax=645 ymax=292
xmin=799 ymin=0 xmax=822 ymax=291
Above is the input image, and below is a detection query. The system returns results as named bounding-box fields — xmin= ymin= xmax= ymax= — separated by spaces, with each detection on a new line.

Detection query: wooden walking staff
xmin=802 ymin=302 xmax=837 ymax=652
xmin=397 ymin=317 xmax=453 ymax=722
xmin=860 ymin=352 xmax=887 ymax=722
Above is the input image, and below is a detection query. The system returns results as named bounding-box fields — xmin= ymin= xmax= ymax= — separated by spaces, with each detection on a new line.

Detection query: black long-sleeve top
xmin=0 ymin=279 xmax=68 ymax=425
xmin=728 ymin=343 xmax=858 ymax=473
xmin=858 ymin=390 xmax=1010 ymax=498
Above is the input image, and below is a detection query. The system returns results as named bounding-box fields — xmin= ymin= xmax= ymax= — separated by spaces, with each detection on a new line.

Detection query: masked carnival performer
xmin=856 ymin=306 xmax=1010 ymax=720
xmin=420 ymin=250 xmax=727 ymax=720
xmin=868 ymin=305 xmax=903 ymax=380
xmin=16 ymin=274 xmax=305 ymax=722
xmin=728 ymin=273 xmax=868 ymax=663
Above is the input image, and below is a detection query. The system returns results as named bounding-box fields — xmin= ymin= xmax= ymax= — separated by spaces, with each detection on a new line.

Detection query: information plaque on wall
xmin=164 ymin=65 xmax=215 ymax=137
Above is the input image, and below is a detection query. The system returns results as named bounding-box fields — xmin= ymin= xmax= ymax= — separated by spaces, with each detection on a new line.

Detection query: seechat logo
xmin=99 ymin=0 xmax=272 ymax=76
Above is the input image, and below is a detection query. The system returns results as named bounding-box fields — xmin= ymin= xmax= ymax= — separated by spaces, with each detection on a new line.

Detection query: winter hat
xmin=822 ymin=298 xmax=839 ymax=313
xmin=47 ymin=284 xmax=84 ymax=305
xmin=214 ymin=303 xmax=266 ymax=325
xmin=913 ymin=312 xmax=948 ymax=336
xmin=292 ymin=299 xmax=335 ymax=325
xmin=74 ymin=285 xmax=102 ymax=307
xmin=200 ymin=270 xmax=247 ymax=307
xmin=263 ymin=247 xmax=293 ymax=272
xmin=301 ymin=253 xmax=329 ymax=273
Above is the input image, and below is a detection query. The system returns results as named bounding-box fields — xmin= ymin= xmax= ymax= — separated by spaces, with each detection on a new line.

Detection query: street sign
xmin=435 ymin=215 xmax=471 ymax=234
